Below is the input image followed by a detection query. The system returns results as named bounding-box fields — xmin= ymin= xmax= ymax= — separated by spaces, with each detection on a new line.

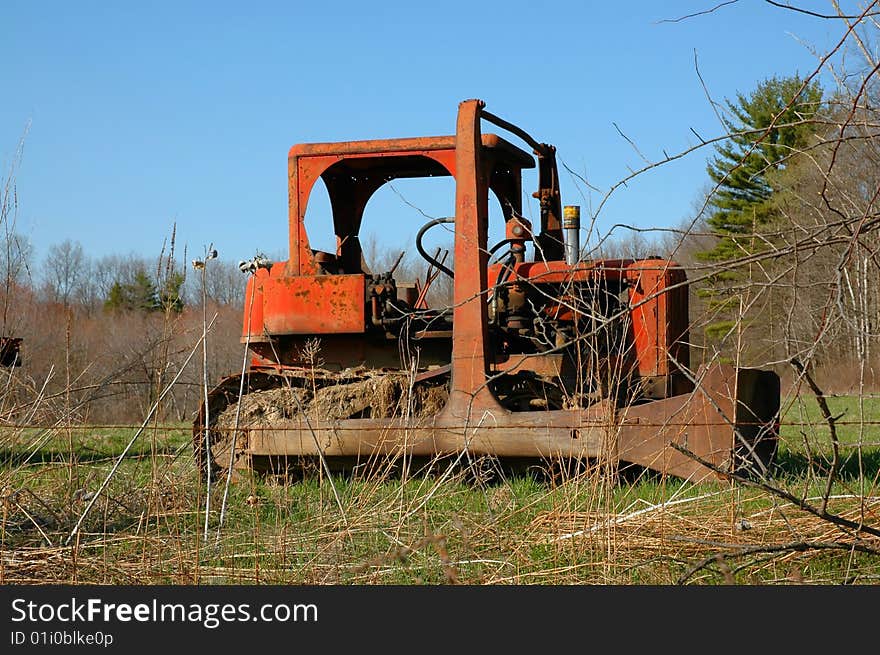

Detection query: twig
xmin=196 ymin=246 xmax=217 ymax=543
xmin=612 ymin=122 xmax=651 ymax=165
xmin=678 ymin=540 xmax=880 ymax=585
xmin=12 ymin=501 xmax=53 ymax=547
xmin=655 ymin=0 xmax=739 ymax=24
xmin=216 ymin=271 xmax=258 ymax=544
xmin=670 ymin=443 xmax=880 ymax=538
xmin=790 ymin=358 xmax=840 ymax=514
xmin=549 ymin=491 xmax=722 ymax=542
xmin=764 ymin=0 xmax=880 ymax=20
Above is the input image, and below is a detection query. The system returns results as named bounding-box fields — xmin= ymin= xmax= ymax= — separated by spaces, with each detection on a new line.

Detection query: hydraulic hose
xmin=488 ymin=238 xmax=516 ymax=260
xmin=416 ymin=217 xmax=455 ymax=279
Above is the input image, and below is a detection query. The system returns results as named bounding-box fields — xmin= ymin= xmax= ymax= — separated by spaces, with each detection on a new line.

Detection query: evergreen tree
xmin=701 ymin=75 xmax=824 ymax=265
xmin=104 ymin=269 xmax=174 ymax=312
xmin=158 ymin=271 xmax=185 ymax=313
xmin=698 ymin=75 xmax=824 ymax=347
xmin=131 ymin=270 xmax=160 ymax=311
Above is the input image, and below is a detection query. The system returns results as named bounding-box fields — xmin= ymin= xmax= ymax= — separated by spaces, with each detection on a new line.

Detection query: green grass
xmin=776 ymin=394 xmax=880 ymax=482
xmin=1 ymin=399 xmax=879 ymax=585
xmin=779 ymin=394 xmax=880 ymax=447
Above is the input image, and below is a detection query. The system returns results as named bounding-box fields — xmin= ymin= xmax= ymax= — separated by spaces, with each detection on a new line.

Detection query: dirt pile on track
xmin=215 ymin=372 xmax=448 ymax=432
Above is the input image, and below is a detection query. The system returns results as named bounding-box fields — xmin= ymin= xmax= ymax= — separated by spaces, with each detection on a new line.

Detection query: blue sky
xmin=0 ymin=1 xmax=860 ymax=269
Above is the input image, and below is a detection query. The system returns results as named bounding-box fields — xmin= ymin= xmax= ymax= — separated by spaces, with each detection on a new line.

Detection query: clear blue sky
xmin=0 ymin=1 xmax=859 ymax=269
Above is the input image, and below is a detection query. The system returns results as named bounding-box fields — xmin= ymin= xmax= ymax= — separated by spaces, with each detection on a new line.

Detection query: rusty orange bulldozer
xmin=194 ymin=99 xmax=779 ymax=482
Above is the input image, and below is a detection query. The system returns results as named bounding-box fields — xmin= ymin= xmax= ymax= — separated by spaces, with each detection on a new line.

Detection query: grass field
xmin=1 ymin=395 xmax=879 ymax=585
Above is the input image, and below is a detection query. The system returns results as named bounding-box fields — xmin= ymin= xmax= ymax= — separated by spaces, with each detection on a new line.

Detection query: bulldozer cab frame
xmin=286 ymin=132 xmax=535 ymax=278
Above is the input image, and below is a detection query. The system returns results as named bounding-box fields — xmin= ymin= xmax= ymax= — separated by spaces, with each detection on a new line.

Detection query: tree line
xmin=0 ymin=226 xmax=252 ymax=424
xmin=1 ymin=235 xmax=249 ymax=315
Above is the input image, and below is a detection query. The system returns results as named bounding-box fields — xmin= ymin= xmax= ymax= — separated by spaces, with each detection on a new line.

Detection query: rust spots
xmin=261 ymin=275 xmax=366 ymax=335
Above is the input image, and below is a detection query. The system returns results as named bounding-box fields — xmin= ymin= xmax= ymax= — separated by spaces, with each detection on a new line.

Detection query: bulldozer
xmin=194 ymin=98 xmax=780 ymax=483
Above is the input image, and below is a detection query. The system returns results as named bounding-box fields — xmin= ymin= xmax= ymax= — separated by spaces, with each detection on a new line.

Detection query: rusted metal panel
xmin=617 ymin=364 xmax=778 ymax=481
xmin=492 ymin=353 xmax=564 ymax=377
xmin=245 ymin=400 xmax=615 ymax=459
xmin=246 ymin=416 xmax=610 ymax=460
xmin=442 ymin=99 xmax=506 ymax=417
xmin=627 ymin=259 xmax=689 ymax=383
xmin=261 ymin=274 xmax=366 ymax=334
xmin=618 ymin=383 xmax=734 ymax=482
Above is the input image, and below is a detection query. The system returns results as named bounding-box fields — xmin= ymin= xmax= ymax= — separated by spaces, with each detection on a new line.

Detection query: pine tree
xmin=131 ymin=270 xmax=160 ymax=312
xmin=103 ymin=269 xmax=164 ymax=313
xmin=701 ymin=75 xmax=824 ymax=266
xmin=158 ymin=271 xmax=185 ymax=313
xmin=698 ymin=75 xmax=823 ymax=347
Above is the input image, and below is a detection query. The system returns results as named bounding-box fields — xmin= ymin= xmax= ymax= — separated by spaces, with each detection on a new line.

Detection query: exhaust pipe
xmin=563 ymin=205 xmax=580 ymax=266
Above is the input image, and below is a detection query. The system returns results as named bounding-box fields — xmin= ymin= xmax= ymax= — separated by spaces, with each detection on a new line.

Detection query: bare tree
xmin=42 ymin=239 xmax=89 ymax=307
xmin=182 ymin=259 xmax=248 ymax=308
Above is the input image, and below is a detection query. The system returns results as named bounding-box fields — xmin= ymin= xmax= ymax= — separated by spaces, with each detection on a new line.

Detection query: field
xmin=1 ymin=395 xmax=878 ymax=585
